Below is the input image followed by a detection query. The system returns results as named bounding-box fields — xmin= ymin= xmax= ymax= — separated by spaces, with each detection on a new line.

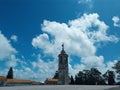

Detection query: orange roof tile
xmin=32 ymin=81 xmax=41 ymax=85
xmin=45 ymin=78 xmax=58 ymax=82
xmin=0 ymin=76 xmax=6 ymax=81
xmin=7 ymin=79 xmax=32 ymax=83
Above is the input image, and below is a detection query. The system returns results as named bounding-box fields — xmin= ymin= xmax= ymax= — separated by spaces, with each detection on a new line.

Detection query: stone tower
xmin=58 ymin=44 xmax=69 ymax=85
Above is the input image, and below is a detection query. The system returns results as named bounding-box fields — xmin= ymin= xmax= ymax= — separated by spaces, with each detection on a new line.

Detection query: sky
xmin=0 ymin=0 xmax=120 ymax=82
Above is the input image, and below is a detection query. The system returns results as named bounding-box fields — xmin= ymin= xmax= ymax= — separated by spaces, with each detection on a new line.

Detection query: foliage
xmin=53 ymin=71 xmax=58 ymax=79
xmin=70 ymin=75 xmax=75 ymax=84
xmin=103 ymin=70 xmax=115 ymax=85
xmin=6 ymin=67 xmax=13 ymax=79
xmin=113 ymin=61 xmax=120 ymax=80
xmin=74 ymin=68 xmax=106 ymax=85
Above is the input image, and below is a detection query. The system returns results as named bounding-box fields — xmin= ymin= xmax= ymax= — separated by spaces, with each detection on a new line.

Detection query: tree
xmin=82 ymin=70 xmax=91 ymax=85
xmin=74 ymin=68 xmax=106 ymax=85
xmin=53 ymin=71 xmax=58 ymax=79
xmin=75 ymin=75 xmax=79 ymax=85
xmin=113 ymin=61 xmax=120 ymax=80
xmin=70 ymin=75 xmax=74 ymax=85
xmin=82 ymin=68 xmax=102 ymax=85
xmin=108 ymin=71 xmax=115 ymax=85
xmin=97 ymin=76 xmax=106 ymax=85
xmin=6 ymin=67 xmax=13 ymax=79
xmin=103 ymin=70 xmax=115 ymax=85
xmin=90 ymin=68 xmax=102 ymax=85
xmin=77 ymin=71 xmax=85 ymax=85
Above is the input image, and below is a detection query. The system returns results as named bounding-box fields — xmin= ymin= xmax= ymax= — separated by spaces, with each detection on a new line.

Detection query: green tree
xmin=70 ymin=75 xmax=74 ymax=85
xmin=108 ymin=71 xmax=115 ymax=85
xmin=103 ymin=70 xmax=115 ymax=85
xmin=113 ymin=61 xmax=120 ymax=80
xmin=6 ymin=67 xmax=13 ymax=79
xmin=82 ymin=68 xmax=102 ymax=85
xmin=82 ymin=70 xmax=91 ymax=85
xmin=75 ymin=75 xmax=79 ymax=84
xmin=90 ymin=68 xmax=102 ymax=85
xmin=74 ymin=68 xmax=106 ymax=85
xmin=77 ymin=71 xmax=84 ymax=84
xmin=53 ymin=71 xmax=58 ymax=79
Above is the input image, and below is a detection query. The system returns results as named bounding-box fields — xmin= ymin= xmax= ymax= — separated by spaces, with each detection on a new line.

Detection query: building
xmin=58 ymin=44 xmax=70 ymax=85
xmin=6 ymin=79 xmax=42 ymax=86
xmin=32 ymin=81 xmax=42 ymax=85
xmin=0 ymin=76 xmax=6 ymax=86
xmin=6 ymin=79 xmax=32 ymax=86
xmin=45 ymin=78 xmax=58 ymax=85
xmin=0 ymin=75 xmax=42 ymax=86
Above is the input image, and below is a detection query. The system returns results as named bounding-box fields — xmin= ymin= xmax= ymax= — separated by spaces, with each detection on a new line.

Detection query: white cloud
xmin=6 ymin=55 xmax=18 ymax=67
xmin=112 ymin=16 xmax=120 ymax=27
xmin=32 ymin=13 xmax=119 ymax=79
xmin=0 ymin=31 xmax=17 ymax=60
xmin=78 ymin=0 xmax=93 ymax=9
xmin=69 ymin=13 xmax=118 ymax=43
xmin=31 ymin=54 xmax=57 ymax=82
xmin=0 ymin=31 xmax=23 ymax=80
xmin=0 ymin=31 xmax=20 ymax=68
xmin=32 ymin=13 xmax=118 ymax=57
xmin=0 ymin=69 xmax=8 ymax=77
xmin=13 ymin=68 xmax=35 ymax=80
xmin=0 ymin=13 xmax=118 ymax=82
xmin=11 ymin=35 xmax=18 ymax=42
xmin=1 ymin=55 xmax=57 ymax=82
xmin=78 ymin=0 xmax=92 ymax=4
xmin=0 ymin=31 xmax=51 ymax=82
xmin=106 ymin=60 xmax=117 ymax=71
xmin=69 ymin=64 xmax=86 ymax=76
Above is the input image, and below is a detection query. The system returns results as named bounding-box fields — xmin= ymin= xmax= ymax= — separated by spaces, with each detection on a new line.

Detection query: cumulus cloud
xmin=6 ymin=55 xmax=18 ymax=67
xmin=13 ymin=67 xmax=39 ymax=81
xmin=0 ymin=13 xmax=118 ymax=82
xmin=69 ymin=64 xmax=86 ymax=76
xmin=112 ymin=16 xmax=120 ymax=27
xmin=0 ymin=31 xmax=20 ymax=68
xmin=32 ymin=13 xmax=118 ymax=57
xmin=0 ymin=31 xmax=56 ymax=82
xmin=31 ymin=54 xmax=57 ymax=82
xmin=0 ymin=31 xmax=17 ymax=60
xmin=0 ymin=54 xmax=57 ymax=82
xmin=11 ymin=35 xmax=18 ymax=42
xmin=32 ymin=13 xmax=119 ymax=78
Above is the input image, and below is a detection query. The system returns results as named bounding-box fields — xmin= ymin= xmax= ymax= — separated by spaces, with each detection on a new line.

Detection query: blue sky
xmin=0 ymin=0 xmax=120 ymax=82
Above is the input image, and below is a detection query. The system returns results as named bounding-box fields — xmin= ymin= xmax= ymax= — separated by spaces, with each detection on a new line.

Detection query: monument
xmin=58 ymin=44 xmax=70 ymax=85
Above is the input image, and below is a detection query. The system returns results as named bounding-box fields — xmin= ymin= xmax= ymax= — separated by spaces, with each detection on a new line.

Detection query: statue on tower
xmin=62 ymin=43 xmax=64 ymax=50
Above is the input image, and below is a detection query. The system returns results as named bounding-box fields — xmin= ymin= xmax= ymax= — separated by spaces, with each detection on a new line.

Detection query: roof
xmin=7 ymin=79 xmax=32 ymax=83
xmin=0 ymin=76 xmax=6 ymax=81
xmin=32 ymin=81 xmax=41 ymax=85
xmin=45 ymin=78 xmax=58 ymax=82
xmin=6 ymin=79 xmax=42 ymax=85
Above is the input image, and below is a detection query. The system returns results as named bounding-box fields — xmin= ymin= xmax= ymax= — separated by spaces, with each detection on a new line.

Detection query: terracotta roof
xmin=32 ymin=81 xmax=41 ymax=85
xmin=0 ymin=76 xmax=6 ymax=81
xmin=7 ymin=79 xmax=32 ymax=83
xmin=45 ymin=78 xmax=58 ymax=82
